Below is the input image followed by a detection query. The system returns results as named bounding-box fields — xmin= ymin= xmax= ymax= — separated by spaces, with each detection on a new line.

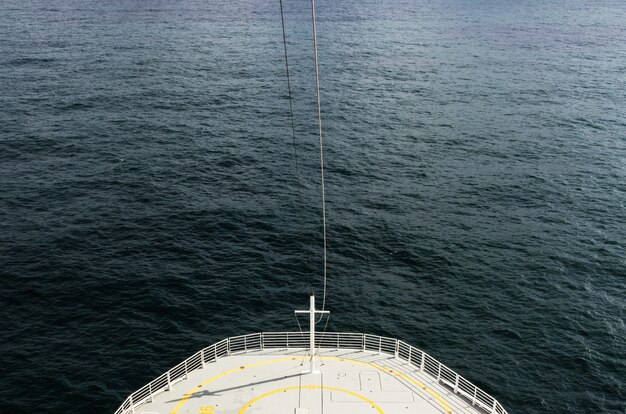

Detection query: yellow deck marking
xmin=320 ymin=357 xmax=453 ymax=414
xmin=170 ymin=355 xmax=452 ymax=414
xmin=237 ymin=384 xmax=384 ymax=414
xmin=170 ymin=357 xmax=297 ymax=414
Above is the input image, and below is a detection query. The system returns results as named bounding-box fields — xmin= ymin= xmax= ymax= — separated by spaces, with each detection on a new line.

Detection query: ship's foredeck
xmin=115 ymin=333 xmax=507 ymax=414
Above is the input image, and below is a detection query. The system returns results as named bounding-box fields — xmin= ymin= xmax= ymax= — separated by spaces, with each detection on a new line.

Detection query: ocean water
xmin=0 ymin=0 xmax=624 ymax=412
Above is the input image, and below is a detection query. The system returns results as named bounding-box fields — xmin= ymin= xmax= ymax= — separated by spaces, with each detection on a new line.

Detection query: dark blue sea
xmin=1 ymin=0 xmax=624 ymax=412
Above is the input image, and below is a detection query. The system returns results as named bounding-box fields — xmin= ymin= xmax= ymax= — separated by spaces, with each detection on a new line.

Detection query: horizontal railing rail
xmin=114 ymin=332 xmax=508 ymax=414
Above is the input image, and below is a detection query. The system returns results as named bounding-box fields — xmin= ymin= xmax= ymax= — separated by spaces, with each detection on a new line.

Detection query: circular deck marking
xmin=170 ymin=356 xmax=452 ymax=414
xmin=238 ymin=384 xmax=384 ymax=414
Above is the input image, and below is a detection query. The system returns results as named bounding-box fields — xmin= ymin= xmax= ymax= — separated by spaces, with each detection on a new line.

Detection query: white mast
xmin=295 ymin=295 xmax=329 ymax=374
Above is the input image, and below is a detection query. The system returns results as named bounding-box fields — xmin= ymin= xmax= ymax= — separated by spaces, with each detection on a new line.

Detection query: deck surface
xmin=135 ymin=348 xmax=485 ymax=414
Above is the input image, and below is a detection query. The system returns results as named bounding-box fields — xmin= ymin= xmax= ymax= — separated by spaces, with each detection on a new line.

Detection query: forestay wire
xmin=278 ymin=0 xmax=329 ymax=312
xmin=309 ymin=0 xmax=328 ymax=314
xmin=278 ymin=0 xmax=312 ymax=293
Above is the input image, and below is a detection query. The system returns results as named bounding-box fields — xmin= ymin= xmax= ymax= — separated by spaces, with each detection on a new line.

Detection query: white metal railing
xmin=114 ymin=332 xmax=508 ymax=414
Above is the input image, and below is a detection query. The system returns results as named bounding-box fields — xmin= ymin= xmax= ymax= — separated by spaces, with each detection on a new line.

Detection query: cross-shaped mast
xmin=295 ymin=295 xmax=330 ymax=374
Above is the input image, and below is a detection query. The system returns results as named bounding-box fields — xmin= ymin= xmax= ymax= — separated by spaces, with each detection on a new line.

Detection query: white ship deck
xmin=115 ymin=333 xmax=507 ymax=414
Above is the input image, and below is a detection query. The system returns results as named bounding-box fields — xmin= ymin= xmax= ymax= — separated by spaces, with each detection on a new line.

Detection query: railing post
xmin=394 ymin=340 xmax=399 ymax=358
xmin=336 ymin=333 xmax=339 ymax=350
xmin=454 ymin=374 xmax=459 ymax=393
xmin=437 ymin=363 xmax=441 ymax=382
xmin=227 ymin=338 xmax=231 ymax=356
xmin=378 ymin=337 xmax=382 ymax=354
xmin=362 ymin=334 xmax=366 ymax=351
xmin=420 ymin=352 xmax=425 ymax=372
xmin=214 ymin=344 xmax=218 ymax=360
xmin=491 ymin=399 xmax=497 ymax=414
xmin=184 ymin=360 xmax=188 ymax=379
xmin=244 ymin=335 xmax=248 ymax=352
xmin=408 ymin=346 xmax=412 ymax=365
xmin=149 ymin=383 xmax=153 ymax=403
xmin=129 ymin=395 xmax=135 ymax=414
xmin=201 ymin=349 xmax=205 ymax=368
xmin=472 ymin=387 xmax=477 ymax=406
xmin=167 ymin=371 xmax=171 ymax=391
xmin=261 ymin=332 xmax=265 ymax=350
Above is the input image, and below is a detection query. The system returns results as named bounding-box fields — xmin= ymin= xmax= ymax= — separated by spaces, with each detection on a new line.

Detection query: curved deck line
xmin=114 ymin=332 xmax=508 ymax=414
xmin=237 ymin=384 xmax=384 ymax=414
xmin=170 ymin=355 xmax=452 ymax=414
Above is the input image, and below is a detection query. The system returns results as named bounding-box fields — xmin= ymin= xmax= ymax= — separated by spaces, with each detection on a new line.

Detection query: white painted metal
xmin=294 ymin=295 xmax=330 ymax=374
xmin=114 ymin=332 xmax=508 ymax=414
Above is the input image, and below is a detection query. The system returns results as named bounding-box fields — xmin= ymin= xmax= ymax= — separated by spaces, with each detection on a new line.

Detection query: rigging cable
xmin=278 ymin=0 xmax=312 ymax=294
xmin=294 ymin=312 xmax=307 ymax=367
xmin=315 ymin=313 xmax=331 ymax=365
xmin=310 ymin=0 xmax=328 ymax=314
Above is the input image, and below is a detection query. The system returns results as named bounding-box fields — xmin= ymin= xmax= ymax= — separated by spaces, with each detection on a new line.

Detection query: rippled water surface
xmin=1 ymin=0 xmax=624 ymax=413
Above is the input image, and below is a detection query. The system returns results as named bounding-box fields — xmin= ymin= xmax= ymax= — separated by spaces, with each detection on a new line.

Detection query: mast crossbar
xmin=295 ymin=295 xmax=330 ymax=374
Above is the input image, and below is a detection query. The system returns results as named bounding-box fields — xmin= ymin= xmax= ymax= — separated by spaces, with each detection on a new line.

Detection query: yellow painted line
xmin=169 ymin=357 xmax=300 ymax=414
xmin=170 ymin=355 xmax=452 ymax=414
xmin=320 ymin=357 xmax=452 ymax=414
xmin=237 ymin=384 xmax=384 ymax=414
